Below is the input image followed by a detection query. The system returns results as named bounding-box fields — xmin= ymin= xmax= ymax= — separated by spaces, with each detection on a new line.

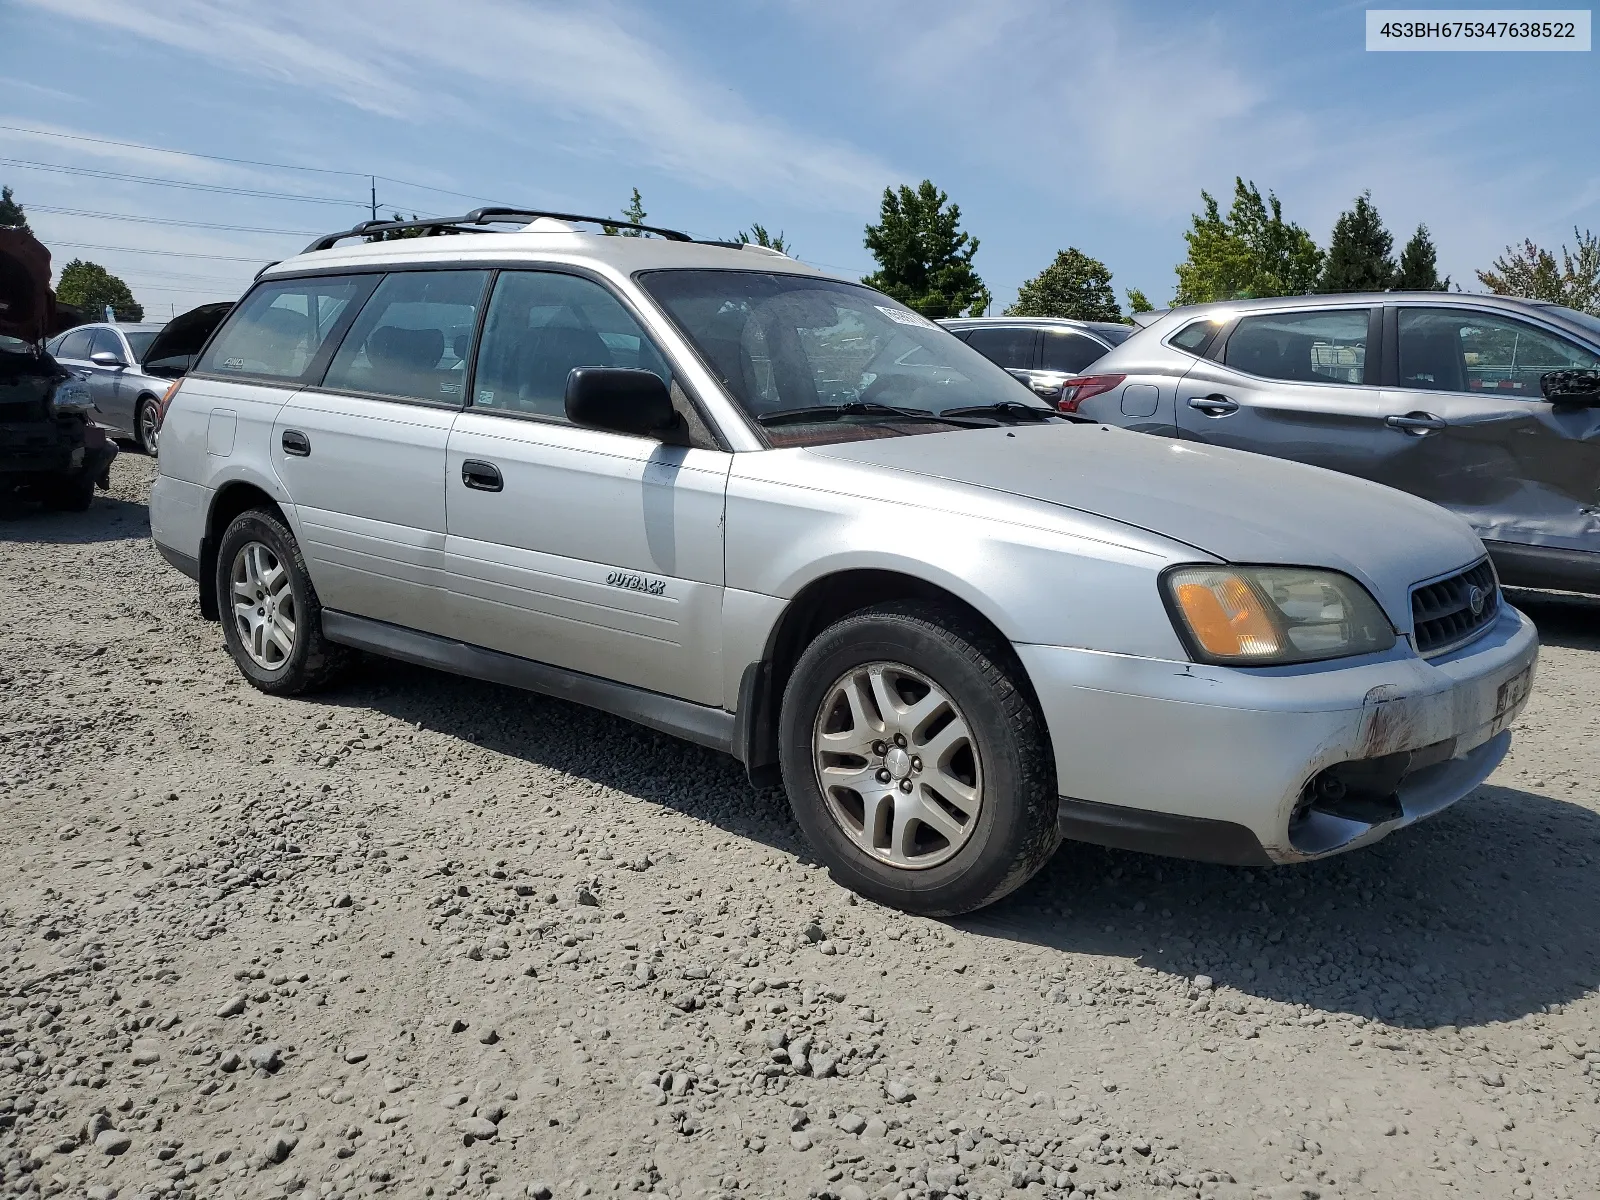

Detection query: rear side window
xmin=1040 ymin=328 xmax=1106 ymax=374
xmin=1169 ymin=319 xmax=1219 ymax=355
xmin=1223 ymin=309 xmax=1370 ymax=384
xmin=963 ymin=325 xmax=1037 ymax=370
xmin=197 ymin=276 xmax=374 ymax=382
xmin=321 ymin=270 xmax=489 ymax=405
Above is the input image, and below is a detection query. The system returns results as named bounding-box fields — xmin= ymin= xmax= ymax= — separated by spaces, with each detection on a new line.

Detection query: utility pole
xmin=370 ymin=176 xmax=377 ymax=223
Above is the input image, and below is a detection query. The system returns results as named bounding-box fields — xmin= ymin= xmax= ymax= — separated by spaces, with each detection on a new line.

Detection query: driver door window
xmin=1397 ymin=307 xmax=1600 ymax=397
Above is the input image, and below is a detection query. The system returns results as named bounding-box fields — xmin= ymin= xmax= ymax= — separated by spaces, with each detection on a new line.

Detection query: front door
xmin=87 ymin=327 xmax=134 ymax=436
xmin=271 ymin=268 xmax=487 ymax=635
xmin=443 ymin=269 xmax=730 ymax=705
xmin=1373 ymin=304 xmax=1600 ymax=553
xmin=1175 ymin=306 xmax=1386 ymax=479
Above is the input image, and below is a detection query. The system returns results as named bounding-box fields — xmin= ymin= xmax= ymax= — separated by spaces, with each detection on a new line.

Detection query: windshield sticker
xmin=876 ymin=306 xmax=939 ymax=330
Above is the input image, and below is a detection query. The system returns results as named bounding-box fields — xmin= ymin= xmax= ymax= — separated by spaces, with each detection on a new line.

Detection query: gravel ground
xmin=1 ymin=453 xmax=1597 ymax=1200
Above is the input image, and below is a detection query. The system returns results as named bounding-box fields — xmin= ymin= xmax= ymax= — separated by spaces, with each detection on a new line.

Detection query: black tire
xmin=779 ymin=601 xmax=1061 ymax=916
xmin=42 ymin=475 xmax=95 ymax=512
xmin=215 ymin=507 xmax=348 ymax=695
xmin=135 ymin=396 xmax=160 ymax=456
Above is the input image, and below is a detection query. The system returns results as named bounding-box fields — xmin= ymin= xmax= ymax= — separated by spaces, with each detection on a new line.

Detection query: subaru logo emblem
xmin=1467 ymin=585 xmax=1486 ymax=617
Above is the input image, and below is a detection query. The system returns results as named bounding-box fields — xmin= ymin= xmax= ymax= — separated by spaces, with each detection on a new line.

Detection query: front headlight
xmin=1162 ymin=565 xmax=1396 ymax=666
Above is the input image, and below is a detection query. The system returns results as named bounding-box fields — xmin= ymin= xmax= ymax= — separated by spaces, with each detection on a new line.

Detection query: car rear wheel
xmin=779 ymin=601 xmax=1061 ymax=915
xmin=135 ymin=397 xmax=160 ymax=456
xmin=215 ymin=507 xmax=348 ymax=695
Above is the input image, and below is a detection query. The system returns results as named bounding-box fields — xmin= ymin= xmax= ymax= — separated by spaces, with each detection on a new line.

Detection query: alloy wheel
xmin=811 ymin=661 xmax=984 ymax=870
xmin=230 ymin=541 xmax=297 ymax=670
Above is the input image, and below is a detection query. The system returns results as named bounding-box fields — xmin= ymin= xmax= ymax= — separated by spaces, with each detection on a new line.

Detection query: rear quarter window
xmin=197 ymin=275 xmax=376 ymax=383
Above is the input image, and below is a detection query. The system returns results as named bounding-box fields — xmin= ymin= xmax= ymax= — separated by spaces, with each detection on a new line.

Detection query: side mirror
xmin=565 ymin=367 xmax=681 ymax=439
xmin=1541 ymin=368 xmax=1600 ymax=407
xmin=89 ymin=350 xmax=126 ymax=368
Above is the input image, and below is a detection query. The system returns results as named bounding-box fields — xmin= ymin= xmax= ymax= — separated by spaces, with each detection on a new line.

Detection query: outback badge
xmin=606 ymin=570 xmax=666 ymax=596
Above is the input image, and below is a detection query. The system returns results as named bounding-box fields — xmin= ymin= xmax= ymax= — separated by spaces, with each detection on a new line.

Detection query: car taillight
xmin=1058 ymin=374 xmax=1125 ymax=413
xmin=157 ymin=379 xmax=182 ymax=424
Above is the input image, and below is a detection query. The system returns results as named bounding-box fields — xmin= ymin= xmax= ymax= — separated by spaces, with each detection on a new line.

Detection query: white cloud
xmin=13 ymin=0 xmax=896 ymax=209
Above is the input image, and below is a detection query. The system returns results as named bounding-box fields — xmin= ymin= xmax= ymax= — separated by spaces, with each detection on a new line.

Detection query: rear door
xmin=1175 ymin=306 xmax=1386 ymax=479
xmin=1375 ymin=303 xmax=1600 ymax=553
xmin=271 ymin=268 xmax=487 ymax=634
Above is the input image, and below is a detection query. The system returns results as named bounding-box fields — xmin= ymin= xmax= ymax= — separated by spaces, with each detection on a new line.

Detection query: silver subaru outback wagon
xmin=149 ymin=209 xmax=1538 ymax=915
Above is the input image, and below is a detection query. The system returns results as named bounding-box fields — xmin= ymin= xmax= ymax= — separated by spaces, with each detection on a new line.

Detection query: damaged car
xmin=1062 ymin=293 xmax=1600 ymax=594
xmin=1 ymin=229 xmax=117 ymax=511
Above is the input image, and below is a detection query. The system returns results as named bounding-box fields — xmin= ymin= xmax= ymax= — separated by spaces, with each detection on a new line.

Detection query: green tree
xmin=604 ymin=187 xmax=649 ymax=236
xmin=55 ymin=259 xmax=142 ymax=322
xmin=1125 ymin=287 xmax=1154 ymax=316
xmin=0 ymin=184 xmax=28 ymax=233
xmin=1318 ymin=191 xmax=1395 ymax=293
xmin=1478 ymin=228 xmax=1600 ymax=316
xmin=731 ymin=223 xmax=792 ymax=254
xmin=365 ymin=212 xmax=428 ymax=242
xmin=862 ymin=180 xmax=986 ymax=318
xmin=1006 ymin=248 xmax=1121 ymax=321
xmin=1174 ymin=178 xmax=1322 ymax=305
xmin=1394 ymin=223 xmax=1448 ymax=290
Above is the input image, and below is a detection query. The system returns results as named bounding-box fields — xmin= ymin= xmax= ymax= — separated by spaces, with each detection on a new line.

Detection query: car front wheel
xmin=215 ymin=507 xmax=347 ymax=695
xmin=779 ymin=601 xmax=1061 ymax=916
xmin=135 ymin=397 xmax=160 ymax=456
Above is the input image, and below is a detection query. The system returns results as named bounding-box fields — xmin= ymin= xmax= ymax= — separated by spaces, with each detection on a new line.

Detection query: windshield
xmin=1093 ymin=325 xmax=1135 ymax=346
xmin=124 ymin=331 xmax=158 ymax=361
xmin=638 ymin=270 xmax=1051 ymax=443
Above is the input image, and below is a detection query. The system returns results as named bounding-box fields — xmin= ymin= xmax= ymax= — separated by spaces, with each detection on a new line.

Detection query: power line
xmin=0 ymin=123 xmax=503 ymax=204
xmin=0 ymin=157 xmax=366 ymax=206
xmin=28 ymin=205 xmax=319 ymax=236
xmin=45 ymin=241 xmax=271 ymax=263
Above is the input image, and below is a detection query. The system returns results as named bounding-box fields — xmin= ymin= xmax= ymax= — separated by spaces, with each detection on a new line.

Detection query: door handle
xmin=461 ymin=459 xmax=503 ymax=492
xmin=1385 ymin=412 xmax=1447 ymax=435
xmin=1186 ymin=394 xmax=1239 ymax=417
xmin=281 ymin=429 xmax=310 ymax=456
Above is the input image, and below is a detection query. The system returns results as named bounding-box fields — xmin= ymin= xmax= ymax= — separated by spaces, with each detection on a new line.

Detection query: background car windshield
xmin=639 ymin=270 xmax=1044 ymax=423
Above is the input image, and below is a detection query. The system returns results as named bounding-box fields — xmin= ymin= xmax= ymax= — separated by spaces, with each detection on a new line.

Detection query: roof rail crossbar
xmin=302 ymin=208 xmax=693 ymax=254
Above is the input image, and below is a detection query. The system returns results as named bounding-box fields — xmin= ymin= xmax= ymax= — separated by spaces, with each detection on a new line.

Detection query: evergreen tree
xmin=1318 ymin=191 xmax=1396 ymax=293
xmin=862 ymin=180 xmax=986 ymax=318
xmin=1174 ymin=178 xmax=1321 ymax=304
xmin=1125 ymin=287 xmax=1154 ymax=316
xmin=731 ymin=223 xmax=791 ymax=254
xmin=56 ymin=260 xmax=143 ymax=322
xmin=1006 ymin=248 xmax=1121 ymax=321
xmin=607 ymin=187 xmax=648 ymax=236
xmin=0 ymin=184 xmax=28 ymax=233
xmin=1394 ymin=223 xmax=1448 ymax=290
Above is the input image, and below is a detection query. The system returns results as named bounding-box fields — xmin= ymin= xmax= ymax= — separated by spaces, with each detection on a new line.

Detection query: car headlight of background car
xmin=1162 ymin=565 xmax=1396 ymax=666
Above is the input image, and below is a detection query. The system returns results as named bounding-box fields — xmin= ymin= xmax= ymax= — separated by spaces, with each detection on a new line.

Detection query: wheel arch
xmin=735 ymin=567 xmax=1044 ymax=785
xmin=199 ymin=481 xmax=288 ymax=621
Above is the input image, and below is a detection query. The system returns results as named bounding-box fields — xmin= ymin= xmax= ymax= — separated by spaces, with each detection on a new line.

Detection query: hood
xmin=806 ymin=423 xmax=1486 ymax=620
xmin=0 ymin=228 xmax=60 ymax=345
xmin=140 ymin=301 xmax=233 ymax=376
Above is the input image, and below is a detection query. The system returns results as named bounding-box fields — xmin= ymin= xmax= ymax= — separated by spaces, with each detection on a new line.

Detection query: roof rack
xmin=302 ymin=207 xmax=694 ymax=254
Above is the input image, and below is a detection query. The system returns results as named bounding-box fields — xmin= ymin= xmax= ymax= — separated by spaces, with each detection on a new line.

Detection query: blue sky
xmin=1 ymin=0 xmax=1596 ymax=319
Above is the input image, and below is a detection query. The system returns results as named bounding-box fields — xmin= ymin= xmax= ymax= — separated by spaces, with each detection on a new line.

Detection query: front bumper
xmin=1016 ymin=603 xmax=1538 ymax=864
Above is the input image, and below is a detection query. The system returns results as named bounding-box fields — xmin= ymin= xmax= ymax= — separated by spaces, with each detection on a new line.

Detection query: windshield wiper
xmin=937 ymin=401 xmax=1075 ymax=422
xmin=755 ymin=401 xmax=991 ymax=428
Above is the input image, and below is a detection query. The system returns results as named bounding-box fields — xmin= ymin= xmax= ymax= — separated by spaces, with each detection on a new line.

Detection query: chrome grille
xmin=1411 ymin=559 xmax=1499 ymax=657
